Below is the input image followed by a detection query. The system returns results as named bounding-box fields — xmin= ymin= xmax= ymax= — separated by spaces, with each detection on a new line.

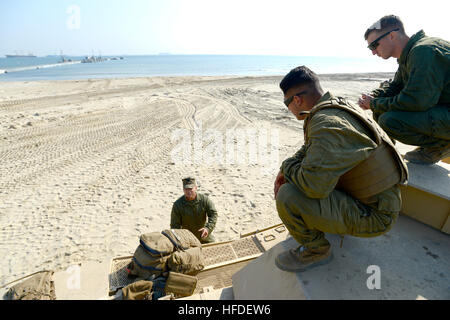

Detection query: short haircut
xmin=280 ymin=66 xmax=320 ymax=94
xmin=364 ymin=15 xmax=405 ymax=40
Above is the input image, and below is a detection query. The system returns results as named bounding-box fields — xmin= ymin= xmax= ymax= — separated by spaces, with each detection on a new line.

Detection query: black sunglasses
xmin=284 ymin=90 xmax=307 ymax=107
xmin=367 ymin=28 xmax=399 ymax=50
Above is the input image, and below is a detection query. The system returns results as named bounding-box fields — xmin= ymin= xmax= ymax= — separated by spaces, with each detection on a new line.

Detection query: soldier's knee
xmin=378 ymin=112 xmax=406 ymax=135
xmin=276 ymin=184 xmax=301 ymax=220
xmin=276 ymin=183 xmax=291 ymax=204
xmin=378 ymin=112 xmax=394 ymax=131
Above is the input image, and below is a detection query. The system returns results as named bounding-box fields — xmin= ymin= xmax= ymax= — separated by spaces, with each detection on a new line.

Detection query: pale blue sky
xmin=1 ymin=0 xmax=449 ymax=57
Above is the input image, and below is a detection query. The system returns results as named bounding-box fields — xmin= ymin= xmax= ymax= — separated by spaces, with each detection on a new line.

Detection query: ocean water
xmin=0 ymin=55 xmax=398 ymax=82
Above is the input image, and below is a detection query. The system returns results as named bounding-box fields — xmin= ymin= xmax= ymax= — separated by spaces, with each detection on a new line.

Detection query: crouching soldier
xmin=170 ymin=177 xmax=218 ymax=243
xmin=274 ymin=66 xmax=408 ymax=272
xmin=358 ymin=15 xmax=450 ymax=165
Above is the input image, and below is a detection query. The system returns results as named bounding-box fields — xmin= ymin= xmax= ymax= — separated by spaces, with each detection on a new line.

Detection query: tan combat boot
xmin=275 ymin=244 xmax=332 ymax=272
xmin=404 ymin=143 xmax=450 ymax=165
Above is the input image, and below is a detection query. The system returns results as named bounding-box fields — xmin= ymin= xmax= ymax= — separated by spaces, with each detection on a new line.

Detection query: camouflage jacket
xmin=280 ymin=92 xmax=402 ymax=213
xmin=170 ymin=193 xmax=218 ymax=241
xmin=371 ymin=30 xmax=450 ymax=114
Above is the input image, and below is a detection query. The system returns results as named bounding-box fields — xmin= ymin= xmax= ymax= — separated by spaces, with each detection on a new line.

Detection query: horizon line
xmin=1 ymin=53 xmax=376 ymax=59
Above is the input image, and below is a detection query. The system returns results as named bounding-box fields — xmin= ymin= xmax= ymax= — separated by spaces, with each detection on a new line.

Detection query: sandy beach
xmin=0 ymin=73 xmax=394 ymax=286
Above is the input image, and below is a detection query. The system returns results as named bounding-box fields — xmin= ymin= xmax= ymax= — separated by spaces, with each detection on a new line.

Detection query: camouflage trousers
xmin=375 ymin=105 xmax=450 ymax=148
xmin=275 ymin=183 xmax=399 ymax=249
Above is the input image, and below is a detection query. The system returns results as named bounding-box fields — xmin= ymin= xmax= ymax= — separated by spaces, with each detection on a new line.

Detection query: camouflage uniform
xmin=370 ymin=30 xmax=450 ymax=149
xmin=170 ymin=193 xmax=218 ymax=243
xmin=277 ymin=92 xmax=404 ymax=250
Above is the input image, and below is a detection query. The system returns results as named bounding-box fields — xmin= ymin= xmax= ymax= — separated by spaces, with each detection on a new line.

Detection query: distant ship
xmin=6 ymin=53 xmax=37 ymax=58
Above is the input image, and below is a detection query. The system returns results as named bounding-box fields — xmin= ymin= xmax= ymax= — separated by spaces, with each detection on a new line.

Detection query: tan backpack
xmin=128 ymin=229 xmax=205 ymax=279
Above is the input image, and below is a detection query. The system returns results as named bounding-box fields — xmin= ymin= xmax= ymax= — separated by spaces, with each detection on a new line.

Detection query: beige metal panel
xmin=234 ymin=214 xmax=450 ymax=300
xmin=404 ymin=162 xmax=450 ymax=201
xmin=109 ymin=256 xmax=133 ymax=294
xmin=177 ymin=286 xmax=234 ymax=300
xmin=232 ymin=237 xmax=307 ymax=300
xmin=441 ymin=215 xmax=450 ymax=234
xmin=240 ymin=223 xmax=284 ymax=238
xmin=400 ymin=185 xmax=450 ymax=234
xmin=53 ymin=260 xmax=111 ymax=300
xmin=195 ymin=261 xmax=252 ymax=294
xmin=394 ymin=146 xmax=450 ymax=234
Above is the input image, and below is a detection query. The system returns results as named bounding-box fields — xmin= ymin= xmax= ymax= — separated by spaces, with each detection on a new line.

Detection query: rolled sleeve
xmin=371 ymin=71 xmax=403 ymax=99
xmin=280 ymin=144 xmax=307 ymax=173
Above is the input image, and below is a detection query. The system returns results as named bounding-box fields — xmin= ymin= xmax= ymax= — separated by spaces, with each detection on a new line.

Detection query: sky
xmin=0 ymin=0 xmax=449 ymax=57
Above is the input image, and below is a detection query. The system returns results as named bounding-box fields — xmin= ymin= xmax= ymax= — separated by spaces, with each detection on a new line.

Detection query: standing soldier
xmin=170 ymin=177 xmax=218 ymax=243
xmin=274 ymin=66 xmax=408 ymax=272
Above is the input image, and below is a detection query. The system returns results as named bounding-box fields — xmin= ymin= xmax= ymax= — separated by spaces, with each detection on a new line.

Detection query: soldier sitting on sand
xmin=170 ymin=177 xmax=218 ymax=243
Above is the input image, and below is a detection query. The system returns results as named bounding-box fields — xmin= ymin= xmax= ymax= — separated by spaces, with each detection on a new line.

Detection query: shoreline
xmin=0 ymin=71 xmax=395 ymax=85
xmin=0 ymin=74 xmax=390 ymax=286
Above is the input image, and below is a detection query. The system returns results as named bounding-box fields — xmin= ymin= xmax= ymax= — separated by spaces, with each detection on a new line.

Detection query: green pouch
xmin=164 ymin=272 xmax=198 ymax=298
xmin=121 ymin=280 xmax=153 ymax=300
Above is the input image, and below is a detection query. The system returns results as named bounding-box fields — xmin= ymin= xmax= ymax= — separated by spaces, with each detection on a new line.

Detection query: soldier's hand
xmin=198 ymin=227 xmax=209 ymax=239
xmin=358 ymin=94 xmax=373 ymax=110
xmin=274 ymin=171 xmax=286 ymax=199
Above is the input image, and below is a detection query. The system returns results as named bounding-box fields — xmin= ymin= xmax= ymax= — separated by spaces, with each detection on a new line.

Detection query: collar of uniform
xmin=303 ymin=91 xmax=335 ymax=120
xmin=303 ymin=91 xmax=334 ymax=134
xmin=398 ymin=30 xmax=426 ymax=65
xmin=315 ymin=91 xmax=334 ymax=106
